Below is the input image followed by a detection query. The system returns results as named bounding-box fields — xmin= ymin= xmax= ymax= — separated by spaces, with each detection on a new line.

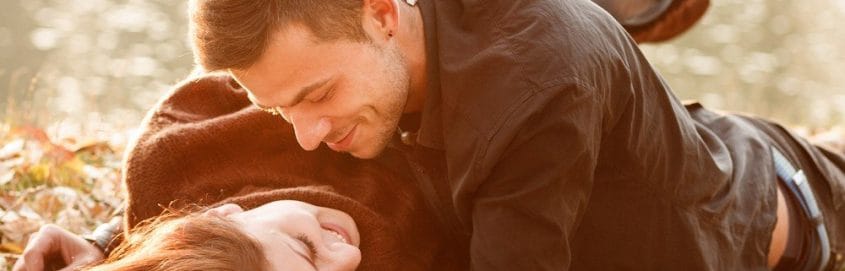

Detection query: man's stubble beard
xmin=355 ymin=42 xmax=411 ymax=159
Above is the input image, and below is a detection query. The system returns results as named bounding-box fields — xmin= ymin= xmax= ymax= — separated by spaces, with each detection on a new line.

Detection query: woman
xmin=87 ymin=200 xmax=365 ymax=270
xmin=14 ymin=74 xmax=469 ymax=271
xmin=125 ymin=73 xmax=475 ymax=270
xmin=119 ymin=73 xmax=473 ymax=270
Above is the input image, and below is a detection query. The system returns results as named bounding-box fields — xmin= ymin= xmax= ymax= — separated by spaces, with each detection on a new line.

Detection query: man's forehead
xmin=228 ymin=27 xmax=319 ymax=87
xmin=228 ymin=26 xmax=353 ymax=106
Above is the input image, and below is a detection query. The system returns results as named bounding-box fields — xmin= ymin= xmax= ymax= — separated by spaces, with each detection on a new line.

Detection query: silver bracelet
xmin=83 ymin=216 xmax=122 ymax=254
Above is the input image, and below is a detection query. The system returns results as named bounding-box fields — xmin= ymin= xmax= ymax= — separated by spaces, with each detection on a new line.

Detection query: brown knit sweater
xmin=120 ymin=74 xmax=467 ymax=270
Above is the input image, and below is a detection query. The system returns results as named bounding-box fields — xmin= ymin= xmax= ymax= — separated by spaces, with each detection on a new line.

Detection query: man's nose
xmin=289 ymin=111 xmax=331 ymax=151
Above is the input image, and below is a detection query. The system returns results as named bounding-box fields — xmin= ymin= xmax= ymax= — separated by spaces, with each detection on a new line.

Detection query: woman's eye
xmin=296 ymin=234 xmax=318 ymax=259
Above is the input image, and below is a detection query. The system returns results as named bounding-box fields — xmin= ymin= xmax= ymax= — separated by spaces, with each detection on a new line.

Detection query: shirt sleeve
xmin=468 ymin=83 xmax=604 ymax=270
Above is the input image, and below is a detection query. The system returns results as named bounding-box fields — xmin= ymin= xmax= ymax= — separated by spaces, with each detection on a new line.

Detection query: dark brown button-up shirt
xmin=401 ymin=0 xmax=845 ymax=270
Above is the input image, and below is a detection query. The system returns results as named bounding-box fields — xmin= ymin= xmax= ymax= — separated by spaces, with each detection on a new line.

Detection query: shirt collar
xmin=408 ymin=0 xmax=445 ymax=150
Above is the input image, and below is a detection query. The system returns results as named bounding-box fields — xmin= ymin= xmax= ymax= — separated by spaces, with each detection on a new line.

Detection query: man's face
xmin=231 ymin=25 xmax=410 ymax=159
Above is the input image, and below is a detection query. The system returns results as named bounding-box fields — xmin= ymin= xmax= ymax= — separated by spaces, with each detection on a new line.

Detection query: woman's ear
xmin=204 ymin=203 xmax=244 ymax=217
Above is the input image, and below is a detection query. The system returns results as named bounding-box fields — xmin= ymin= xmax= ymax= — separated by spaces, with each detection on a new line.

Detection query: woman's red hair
xmin=85 ymin=210 xmax=268 ymax=271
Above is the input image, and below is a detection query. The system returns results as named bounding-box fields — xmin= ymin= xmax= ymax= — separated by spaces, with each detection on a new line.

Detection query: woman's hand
xmin=12 ymin=224 xmax=104 ymax=271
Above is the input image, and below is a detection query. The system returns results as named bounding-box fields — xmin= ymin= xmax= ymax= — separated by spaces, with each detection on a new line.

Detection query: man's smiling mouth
xmin=327 ymin=124 xmax=358 ymax=152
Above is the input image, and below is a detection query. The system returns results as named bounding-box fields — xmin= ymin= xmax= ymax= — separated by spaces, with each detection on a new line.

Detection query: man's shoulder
xmin=420 ymin=0 xmax=646 ymax=151
xmin=434 ymin=3 xmax=620 ymax=126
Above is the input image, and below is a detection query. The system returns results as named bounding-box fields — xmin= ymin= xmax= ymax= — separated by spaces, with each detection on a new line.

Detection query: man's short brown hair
xmin=189 ymin=0 xmax=369 ymax=71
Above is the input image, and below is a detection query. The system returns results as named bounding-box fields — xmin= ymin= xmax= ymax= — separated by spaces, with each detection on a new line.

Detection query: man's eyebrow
xmin=281 ymin=77 xmax=332 ymax=107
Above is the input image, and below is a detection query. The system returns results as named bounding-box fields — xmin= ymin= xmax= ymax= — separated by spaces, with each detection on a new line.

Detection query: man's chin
xmin=345 ymin=143 xmax=390 ymax=159
xmin=341 ymin=129 xmax=393 ymax=159
xmin=347 ymin=148 xmax=381 ymax=159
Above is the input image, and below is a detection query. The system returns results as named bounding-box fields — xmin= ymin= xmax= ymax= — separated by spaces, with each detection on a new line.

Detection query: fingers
xmin=58 ymin=256 xmax=100 ymax=271
xmin=204 ymin=203 xmax=244 ymax=217
xmin=55 ymin=227 xmax=105 ymax=268
xmin=12 ymin=255 xmax=43 ymax=271
xmin=12 ymin=225 xmax=58 ymax=271
xmin=12 ymin=224 xmax=104 ymax=271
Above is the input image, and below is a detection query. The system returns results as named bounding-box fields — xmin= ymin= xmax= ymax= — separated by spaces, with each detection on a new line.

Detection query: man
xmin=14 ymin=0 xmax=845 ymax=270
xmin=189 ymin=0 xmax=845 ymax=270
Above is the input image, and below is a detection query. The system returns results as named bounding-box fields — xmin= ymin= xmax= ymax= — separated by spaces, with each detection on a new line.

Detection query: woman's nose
xmin=321 ymin=243 xmax=361 ymax=271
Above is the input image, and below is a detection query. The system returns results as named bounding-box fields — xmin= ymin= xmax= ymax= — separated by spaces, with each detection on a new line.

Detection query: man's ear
xmin=361 ymin=0 xmax=400 ymax=42
xmin=204 ymin=203 xmax=244 ymax=217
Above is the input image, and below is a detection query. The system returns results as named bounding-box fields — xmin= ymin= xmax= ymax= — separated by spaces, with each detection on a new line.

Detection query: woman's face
xmin=207 ymin=200 xmax=362 ymax=271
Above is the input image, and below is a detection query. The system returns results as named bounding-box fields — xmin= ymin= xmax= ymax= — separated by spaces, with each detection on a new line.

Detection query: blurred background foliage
xmin=0 ymin=0 xmax=844 ymax=132
xmin=1 ymin=0 xmax=192 ymax=267
xmin=641 ymin=0 xmax=845 ymax=128
xmin=1 ymin=0 xmax=193 ymax=137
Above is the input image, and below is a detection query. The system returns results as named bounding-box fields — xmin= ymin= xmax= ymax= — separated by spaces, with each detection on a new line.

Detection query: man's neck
xmin=398 ymin=3 xmax=428 ymax=113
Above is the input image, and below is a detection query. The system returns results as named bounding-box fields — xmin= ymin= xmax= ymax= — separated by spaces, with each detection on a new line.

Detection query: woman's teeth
xmin=325 ymin=229 xmax=348 ymax=244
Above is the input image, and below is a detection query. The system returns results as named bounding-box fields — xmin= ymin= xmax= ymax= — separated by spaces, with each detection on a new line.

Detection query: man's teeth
xmin=326 ymin=229 xmax=348 ymax=244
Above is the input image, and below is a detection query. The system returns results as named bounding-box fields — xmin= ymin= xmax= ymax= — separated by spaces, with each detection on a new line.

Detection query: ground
xmin=0 ymin=123 xmax=126 ymax=269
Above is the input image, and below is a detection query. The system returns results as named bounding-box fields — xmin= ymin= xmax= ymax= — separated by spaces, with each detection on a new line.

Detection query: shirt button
xmin=400 ymin=131 xmax=417 ymax=146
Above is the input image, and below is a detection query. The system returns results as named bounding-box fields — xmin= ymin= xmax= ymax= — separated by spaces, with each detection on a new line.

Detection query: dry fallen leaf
xmin=0 ymin=242 xmax=23 ymax=254
xmin=0 ymin=171 xmax=13 ymax=187
xmin=2 ymin=122 xmax=127 ymax=269
xmin=0 ymin=139 xmax=24 ymax=161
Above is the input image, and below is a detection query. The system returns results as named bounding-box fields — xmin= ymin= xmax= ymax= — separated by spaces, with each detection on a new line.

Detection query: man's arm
xmin=616 ymin=0 xmax=711 ymax=43
xmin=468 ymin=84 xmax=604 ymax=270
